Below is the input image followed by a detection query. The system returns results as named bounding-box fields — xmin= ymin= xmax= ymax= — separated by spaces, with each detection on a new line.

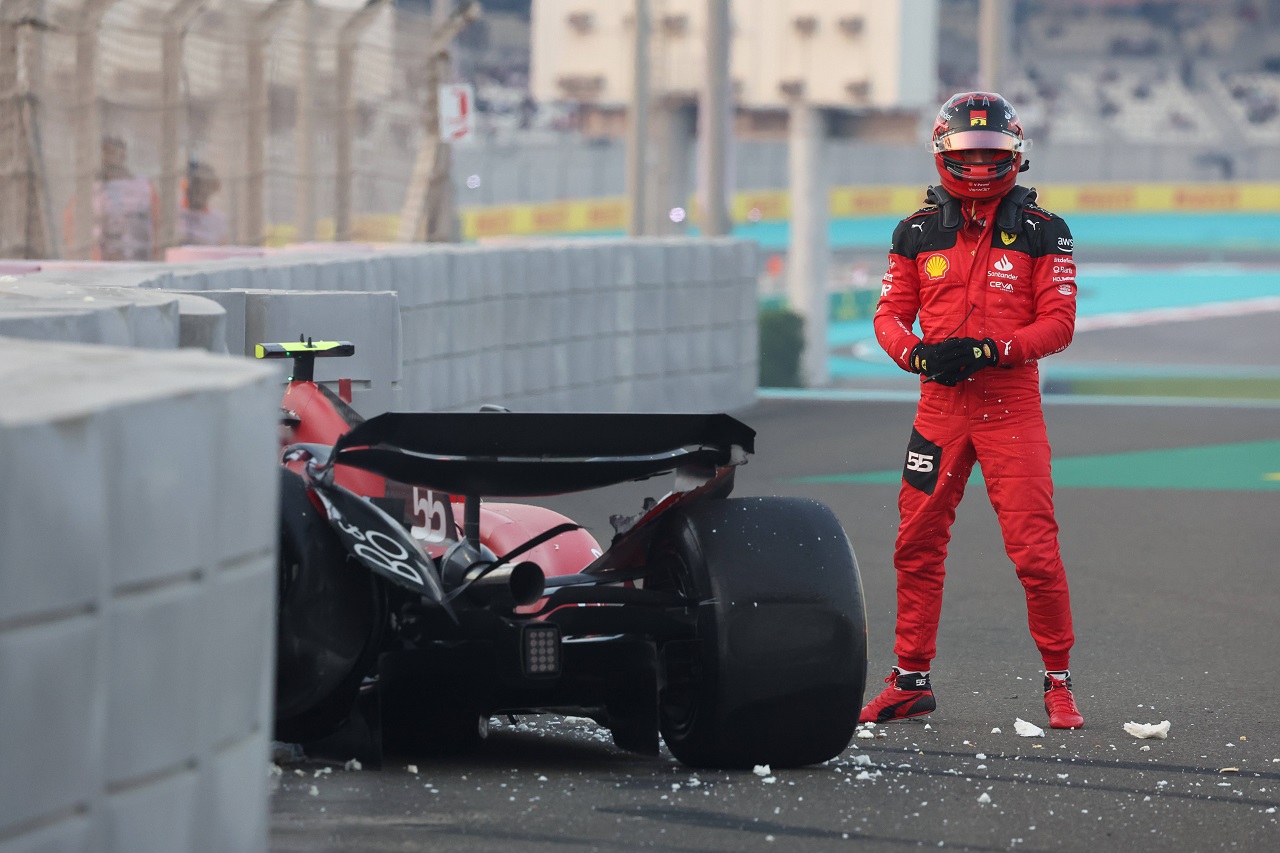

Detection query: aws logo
xmin=924 ymin=254 xmax=949 ymax=279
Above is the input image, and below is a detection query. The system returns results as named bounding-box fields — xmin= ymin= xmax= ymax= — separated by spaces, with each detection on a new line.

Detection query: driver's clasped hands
xmin=910 ymin=336 xmax=999 ymax=386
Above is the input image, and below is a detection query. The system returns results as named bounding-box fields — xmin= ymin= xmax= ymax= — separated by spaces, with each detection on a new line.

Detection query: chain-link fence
xmin=0 ymin=0 xmax=446 ymax=260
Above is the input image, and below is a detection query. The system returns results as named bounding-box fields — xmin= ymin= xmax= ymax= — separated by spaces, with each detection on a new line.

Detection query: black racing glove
xmin=910 ymin=338 xmax=984 ymax=386
xmin=929 ymin=337 xmax=999 ymax=385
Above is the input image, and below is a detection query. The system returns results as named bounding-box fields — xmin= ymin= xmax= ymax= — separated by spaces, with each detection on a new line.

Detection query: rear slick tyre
xmin=652 ymin=496 xmax=867 ymax=768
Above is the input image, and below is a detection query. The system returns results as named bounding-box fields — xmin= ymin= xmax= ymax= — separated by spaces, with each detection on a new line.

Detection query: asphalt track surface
xmin=270 ymin=310 xmax=1280 ymax=851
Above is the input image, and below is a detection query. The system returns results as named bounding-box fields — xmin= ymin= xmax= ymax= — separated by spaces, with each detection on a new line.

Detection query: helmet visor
xmin=932 ymin=129 xmax=1026 ymax=154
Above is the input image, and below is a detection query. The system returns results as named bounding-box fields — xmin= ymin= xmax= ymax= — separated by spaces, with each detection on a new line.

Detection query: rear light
xmin=522 ymin=623 xmax=561 ymax=677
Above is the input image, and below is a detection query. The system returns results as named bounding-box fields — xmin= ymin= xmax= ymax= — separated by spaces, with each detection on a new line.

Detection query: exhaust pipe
xmin=464 ymin=560 xmax=546 ymax=608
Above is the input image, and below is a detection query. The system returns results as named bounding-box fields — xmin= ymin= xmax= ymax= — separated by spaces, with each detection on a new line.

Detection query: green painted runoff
xmin=791 ymin=440 xmax=1280 ymax=492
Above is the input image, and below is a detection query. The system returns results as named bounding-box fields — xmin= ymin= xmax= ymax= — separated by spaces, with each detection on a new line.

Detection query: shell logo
xmin=924 ymin=254 xmax=949 ymax=279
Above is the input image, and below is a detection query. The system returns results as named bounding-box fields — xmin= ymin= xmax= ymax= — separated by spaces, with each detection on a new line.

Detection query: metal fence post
xmin=294 ymin=0 xmax=315 ymax=242
xmin=244 ymin=0 xmax=294 ymax=246
xmin=71 ymin=0 xmax=116 ymax=260
xmin=335 ymin=0 xmax=386 ymax=243
xmin=159 ymin=0 xmax=207 ymax=253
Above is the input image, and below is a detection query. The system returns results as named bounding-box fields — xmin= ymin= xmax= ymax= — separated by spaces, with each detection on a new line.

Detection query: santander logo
xmin=994 ymin=254 xmax=1014 ymax=272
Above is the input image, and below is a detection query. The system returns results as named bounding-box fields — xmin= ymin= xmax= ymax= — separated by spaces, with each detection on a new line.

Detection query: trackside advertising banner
xmin=456 ymin=182 xmax=1280 ymax=241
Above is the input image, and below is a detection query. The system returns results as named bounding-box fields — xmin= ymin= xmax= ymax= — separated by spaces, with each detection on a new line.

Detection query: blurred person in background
xmin=860 ymin=92 xmax=1084 ymax=731
xmin=179 ymin=161 xmax=229 ymax=246
xmin=63 ymin=135 xmax=160 ymax=261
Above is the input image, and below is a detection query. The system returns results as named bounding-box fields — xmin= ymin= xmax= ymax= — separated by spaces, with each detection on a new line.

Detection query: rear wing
xmin=319 ymin=412 xmax=756 ymax=497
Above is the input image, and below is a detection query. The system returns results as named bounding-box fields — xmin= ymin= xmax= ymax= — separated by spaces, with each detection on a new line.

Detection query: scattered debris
xmin=1015 ymin=718 xmax=1045 ymax=738
xmin=991 ymin=727 xmax=1002 ymax=734
xmin=1219 ymin=767 xmax=1240 ymax=773
xmin=753 ymin=764 xmax=772 ymax=777
xmin=344 ymin=758 xmax=362 ymax=772
xmin=978 ymin=792 xmax=992 ymax=804
xmin=1124 ymin=721 xmax=1171 ymax=739
xmin=407 ymin=764 xmax=420 ymax=774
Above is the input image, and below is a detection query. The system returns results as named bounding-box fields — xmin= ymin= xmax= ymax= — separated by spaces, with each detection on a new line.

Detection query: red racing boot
xmin=859 ymin=667 xmax=936 ymax=723
xmin=1044 ymin=671 xmax=1085 ymax=729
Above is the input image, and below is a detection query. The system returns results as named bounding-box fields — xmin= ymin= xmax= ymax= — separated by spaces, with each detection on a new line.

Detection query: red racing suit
xmin=873 ymin=185 xmax=1077 ymax=673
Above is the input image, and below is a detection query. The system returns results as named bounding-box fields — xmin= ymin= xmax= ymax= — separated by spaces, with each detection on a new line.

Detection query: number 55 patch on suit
xmin=904 ymin=428 xmax=943 ymax=494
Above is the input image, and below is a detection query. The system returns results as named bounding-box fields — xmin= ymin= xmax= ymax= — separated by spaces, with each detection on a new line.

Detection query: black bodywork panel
xmin=324 ymin=412 xmax=756 ymax=497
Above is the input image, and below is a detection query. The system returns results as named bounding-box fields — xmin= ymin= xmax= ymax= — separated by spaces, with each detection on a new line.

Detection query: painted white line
xmin=1075 ymin=297 xmax=1280 ymax=332
xmin=756 ymin=387 xmax=1280 ymax=409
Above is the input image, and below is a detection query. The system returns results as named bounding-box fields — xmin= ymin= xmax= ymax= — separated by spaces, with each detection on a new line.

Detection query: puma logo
xmin=911 ymin=223 xmax=924 ymax=231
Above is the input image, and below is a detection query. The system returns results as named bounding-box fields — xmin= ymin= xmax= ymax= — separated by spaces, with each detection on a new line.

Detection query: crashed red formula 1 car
xmin=260 ymin=339 xmax=867 ymax=769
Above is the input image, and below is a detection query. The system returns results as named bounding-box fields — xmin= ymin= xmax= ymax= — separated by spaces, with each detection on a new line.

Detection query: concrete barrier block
xmin=105 ymin=584 xmax=203 ymax=784
xmin=685 ymin=281 xmax=713 ymax=330
xmin=0 ymin=814 xmax=95 ymax=852
xmin=613 ymin=334 xmax=636 ymax=379
xmin=103 ymin=768 xmax=199 ymax=853
xmin=634 ymin=242 xmax=665 ymax=286
xmin=664 ymin=280 xmax=693 ymax=331
xmin=662 ymin=240 xmax=693 ymax=286
xmin=499 ymin=247 xmax=532 ymax=299
xmin=687 ymin=326 xmax=713 ymax=372
xmin=0 ymin=618 xmax=100 ymax=832
xmin=106 ymin=396 xmax=216 ymax=588
xmin=198 ymin=561 xmax=275 ymax=749
xmin=522 ymin=345 xmax=551 ymax=394
xmin=0 ymin=421 xmax=106 ymax=624
xmin=631 ymin=376 xmax=663 ymax=412
xmin=193 ymin=732 xmax=270 ymax=853
xmin=175 ymin=294 xmax=228 ymax=352
xmin=548 ymin=291 xmax=572 ymax=341
xmin=545 ymin=246 xmax=572 ymax=297
xmin=634 ymin=285 xmax=664 ymax=333
xmin=711 ymin=325 xmax=738 ymax=369
xmin=662 ymin=330 xmax=693 ymax=377
xmin=524 ymin=245 xmax=554 ymax=295
xmin=689 ymin=241 xmax=714 ymax=284
xmin=212 ymin=381 xmax=278 ymax=565
xmin=191 ymin=291 xmax=248 ymax=355
xmin=549 ymin=342 xmax=570 ymax=387
xmin=567 ymin=338 xmax=595 ymax=386
xmin=499 ymin=343 xmax=525 ymax=398
xmin=478 ymin=349 xmax=504 ymax=403
xmin=612 ymin=284 xmax=637 ymax=334
xmin=525 ymin=294 xmax=554 ymax=346
xmin=634 ymin=330 xmax=665 ymax=378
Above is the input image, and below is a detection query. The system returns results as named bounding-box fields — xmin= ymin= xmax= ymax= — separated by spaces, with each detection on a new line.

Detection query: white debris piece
xmin=344 ymin=758 xmax=362 ymax=771
xmin=978 ymin=792 xmax=992 ymax=804
xmin=852 ymin=754 xmax=875 ymax=766
xmin=407 ymin=764 xmax=419 ymax=774
xmin=855 ymin=729 xmax=875 ymax=739
xmin=308 ymin=785 xmax=319 ymax=797
xmin=753 ymin=764 xmax=772 ymax=777
xmin=1015 ymin=718 xmax=1046 ymax=738
xmin=1124 ymin=720 xmax=1171 ymax=739
xmin=991 ymin=728 xmax=1002 ymax=734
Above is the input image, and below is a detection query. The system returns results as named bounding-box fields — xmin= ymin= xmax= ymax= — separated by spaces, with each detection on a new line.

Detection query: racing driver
xmin=859 ymin=92 xmax=1084 ymax=730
